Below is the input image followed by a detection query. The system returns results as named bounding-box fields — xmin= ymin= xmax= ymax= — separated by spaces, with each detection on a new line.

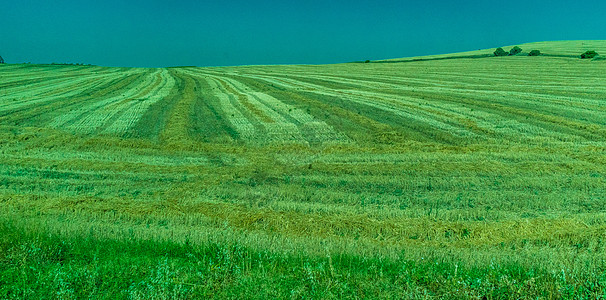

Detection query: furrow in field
xmin=70 ymin=70 xmax=166 ymax=135
xmin=242 ymin=61 xmax=606 ymax=102
xmin=1 ymin=65 xmax=119 ymax=86
xmin=4 ymin=71 xmax=147 ymax=127
xmin=277 ymin=72 xmax=606 ymax=123
xmin=212 ymin=76 xmax=274 ymax=123
xmin=397 ymin=97 xmax=583 ymax=143
xmin=101 ymin=69 xmax=176 ymax=135
xmin=48 ymin=69 xmax=153 ymax=133
xmin=152 ymin=69 xmax=197 ymax=143
xmin=44 ymin=70 xmax=147 ymax=129
xmin=256 ymin=68 xmax=606 ymax=111
xmin=193 ymin=69 xmax=348 ymax=145
xmin=0 ymin=76 xmax=81 ymax=94
xmin=0 ymin=65 xmax=114 ymax=89
xmin=336 ymin=88 xmax=594 ymax=143
xmin=128 ymin=69 xmax=229 ymax=141
xmin=422 ymin=89 xmax=606 ymax=140
xmin=222 ymin=73 xmax=438 ymax=143
xmin=247 ymin=91 xmax=349 ymax=145
xmin=242 ymin=71 xmax=604 ymax=143
xmin=344 ymin=69 xmax=606 ymax=127
xmin=0 ymin=65 xmax=74 ymax=80
xmin=217 ymin=76 xmax=309 ymax=144
xmin=187 ymin=78 xmax=240 ymax=142
xmin=209 ymin=75 xmax=358 ymax=144
xmin=367 ymin=88 xmax=601 ymax=142
xmin=339 ymin=73 xmax=603 ymax=116
xmin=0 ymin=72 xmax=124 ymax=114
xmin=238 ymin=73 xmax=477 ymax=139
xmin=0 ymin=74 xmax=96 ymax=99
xmin=202 ymin=76 xmax=264 ymax=142
xmin=338 ymin=91 xmax=477 ymax=138
xmin=157 ymin=69 xmax=268 ymax=144
xmin=283 ymin=72 xmax=606 ymax=107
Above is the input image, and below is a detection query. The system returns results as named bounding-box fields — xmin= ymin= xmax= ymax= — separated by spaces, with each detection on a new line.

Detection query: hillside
xmin=380 ymin=40 xmax=606 ymax=62
xmin=1 ymin=41 xmax=606 ymax=298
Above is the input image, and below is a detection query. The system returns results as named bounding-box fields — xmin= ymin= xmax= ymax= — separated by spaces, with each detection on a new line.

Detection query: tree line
xmin=494 ymin=47 xmax=600 ymax=59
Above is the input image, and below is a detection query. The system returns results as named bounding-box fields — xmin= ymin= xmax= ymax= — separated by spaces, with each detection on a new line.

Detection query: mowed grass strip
xmin=1 ymin=71 xmax=146 ymax=127
xmin=44 ymin=70 xmax=149 ymax=130
xmin=102 ymin=70 xmax=177 ymax=135
xmin=213 ymin=77 xmax=275 ymax=123
xmin=189 ymin=74 xmax=240 ymax=142
xmin=63 ymin=70 xmax=162 ymax=134
xmin=236 ymin=60 xmax=606 ymax=144
xmin=158 ymin=69 xmax=200 ymax=145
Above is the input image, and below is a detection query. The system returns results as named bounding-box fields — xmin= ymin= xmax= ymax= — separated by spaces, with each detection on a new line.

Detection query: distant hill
xmin=378 ymin=40 xmax=606 ymax=62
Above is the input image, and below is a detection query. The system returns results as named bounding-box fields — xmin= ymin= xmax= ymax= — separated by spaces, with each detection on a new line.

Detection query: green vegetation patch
xmin=581 ymin=50 xmax=599 ymax=59
xmin=528 ymin=50 xmax=542 ymax=56
xmin=509 ymin=46 xmax=523 ymax=56
xmin=494 ymin=47 xmax=508 ymax=56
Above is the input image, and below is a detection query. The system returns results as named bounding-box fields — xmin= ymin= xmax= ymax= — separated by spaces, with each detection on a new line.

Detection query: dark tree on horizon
xmin=0 ymin=55 xmax=4 ymax=64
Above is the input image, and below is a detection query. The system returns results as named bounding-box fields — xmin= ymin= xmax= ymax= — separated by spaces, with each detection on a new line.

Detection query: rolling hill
xmin=1 ymin=41 xmax=605 ymax=298
xmin=380 ymin=40 xmax=606 ymax=62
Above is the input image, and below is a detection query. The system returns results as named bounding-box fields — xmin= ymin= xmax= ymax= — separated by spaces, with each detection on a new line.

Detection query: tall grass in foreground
xmin=2 ymin=216 xmax=605 ymax=299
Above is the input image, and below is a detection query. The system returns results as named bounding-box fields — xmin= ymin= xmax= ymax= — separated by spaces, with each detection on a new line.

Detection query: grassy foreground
xmin=1 ymin=41 xmax=606 ymax=298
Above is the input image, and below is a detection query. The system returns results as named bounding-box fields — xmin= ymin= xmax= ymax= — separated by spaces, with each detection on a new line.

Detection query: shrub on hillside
xmin=509 ymin=46 xmax=523 ymax=56
xmin=528 ymin=50 xmax=541 ymax=56
xmin=581 ymin=51 xmax=599 ymax=59
xmin=494 ymin=48 xmax=508 ymax=57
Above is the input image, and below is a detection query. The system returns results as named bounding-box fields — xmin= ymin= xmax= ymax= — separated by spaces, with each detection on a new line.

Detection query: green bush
xmin=581 ymin=51 xmax=599 ymax=59
xmin=494 ymin=48 xmax=508 ymax=57
xmin=528 ymin=50 xmax=541 ymax=56
xmin=509 ymin=46 xmax=523 ymax=56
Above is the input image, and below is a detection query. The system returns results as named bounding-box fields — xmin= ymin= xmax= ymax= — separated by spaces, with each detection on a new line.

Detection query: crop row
xmin=2 ymin=59 xmax=604 ymax=148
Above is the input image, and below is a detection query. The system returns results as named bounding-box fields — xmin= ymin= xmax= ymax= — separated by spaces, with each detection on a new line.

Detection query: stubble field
xmin=1 ymin=41 xmax=605 ymax=298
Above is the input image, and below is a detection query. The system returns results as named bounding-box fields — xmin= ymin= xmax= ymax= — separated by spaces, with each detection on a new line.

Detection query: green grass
xmin=1 ymin=41 xmax=606 ymax=298
xmin=379 ymin=40 xmax=606 ymax=62
xmin=4 ymin=219 xmax=604 ymax=299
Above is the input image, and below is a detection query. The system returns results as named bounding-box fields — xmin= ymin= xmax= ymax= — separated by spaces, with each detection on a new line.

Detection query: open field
xmin=1 ymin=42 xmax=606 ymax=298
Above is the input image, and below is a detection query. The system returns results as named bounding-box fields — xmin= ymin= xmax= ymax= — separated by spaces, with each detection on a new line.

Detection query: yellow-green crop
xmin=1 ymin=41 xmax=606 ymax=298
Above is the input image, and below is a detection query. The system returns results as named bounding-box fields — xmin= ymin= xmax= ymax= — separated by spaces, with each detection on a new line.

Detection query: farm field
xmin=1 ymin=41 xmax=606 ymax=298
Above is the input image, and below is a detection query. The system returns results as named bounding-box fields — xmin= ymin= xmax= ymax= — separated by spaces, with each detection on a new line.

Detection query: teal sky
xmin=1 ymin=0 xmax=605 ymax=67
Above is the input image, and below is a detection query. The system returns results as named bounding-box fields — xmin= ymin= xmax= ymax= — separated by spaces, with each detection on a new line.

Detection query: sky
xmin=1 ymin=0 xmax=605 ymax=67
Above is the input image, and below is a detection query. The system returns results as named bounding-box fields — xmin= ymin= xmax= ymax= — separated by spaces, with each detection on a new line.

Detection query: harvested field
xmin=1 ymin=41 xmax=606 ymax=298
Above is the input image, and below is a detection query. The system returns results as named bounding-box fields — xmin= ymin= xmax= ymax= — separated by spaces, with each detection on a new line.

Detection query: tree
xmin=0 ymin=55 xmax=4 ymax=64
xmin=581 ymin=51 xmax=599 ymax=59
xmin=528 ymin=50 xmax=541 ymax=56
xmin=509 ymin=46 xmax=523 ymax=56
xmin=494 ymin=47 xmax=508 ymax=57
